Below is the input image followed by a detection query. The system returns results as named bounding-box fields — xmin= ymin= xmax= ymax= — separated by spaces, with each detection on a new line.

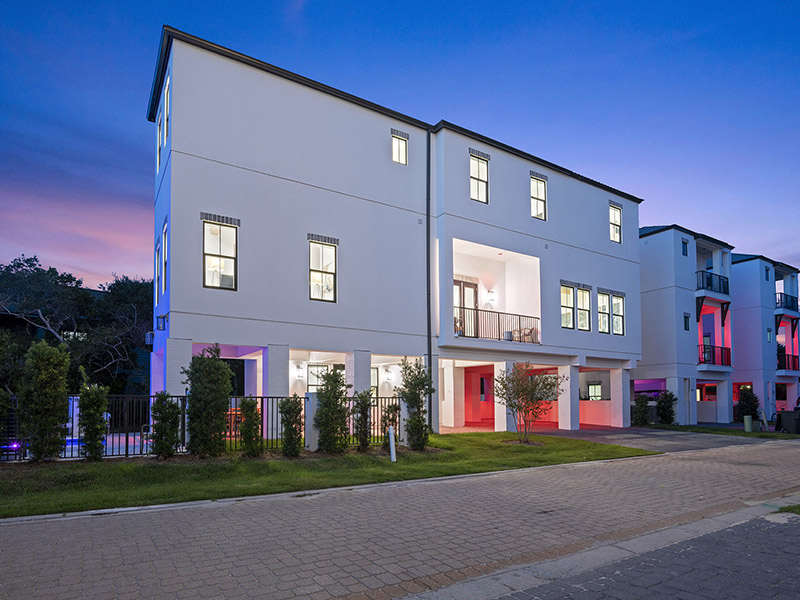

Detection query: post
xmin=124 ymin=396 xmax=129 ymax=458
xmin=388 ymin=425 xmax=397 ymax=462
xmin=304 ymin=393 xmax=319 ymax=452
xmin=398 ymin=399 xmax=409 ymax=446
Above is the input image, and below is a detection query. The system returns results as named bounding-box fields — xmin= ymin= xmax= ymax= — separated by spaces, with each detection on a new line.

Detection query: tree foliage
xmin=351 ymin=389 xmax=373 ymax=452
xmin=151 ymin=391 xmax=182 ymax=459
xmin=494 ymin=363 xmax=566 ymax=443
xmin=737 ymin=387 xmax=761 ymax=421
xmin=183 ymin=344 xmax=233 ymax=457
xmin=396 ymin=357 xmax=435 ymax=451
xmin=656 ymin=390 xmax=676 ymax=425
xmin=632 ymin=394 xmax=650 ymax=426
xmin=0 ymin=330 xmax=27 ymax=395
xmin=279 ymin=394 xmax=304 ymax=457
xmin=240 ymin=397 xmax=263 ymax=458
xmin=314 ymin=369 xmax=351 ymax=454
xmin=78 ymin=368 xmax=108 ymax=461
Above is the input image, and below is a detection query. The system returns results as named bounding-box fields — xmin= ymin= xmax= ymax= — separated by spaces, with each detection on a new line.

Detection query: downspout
xmin=426 ymin=128 xmax=433 ymax=428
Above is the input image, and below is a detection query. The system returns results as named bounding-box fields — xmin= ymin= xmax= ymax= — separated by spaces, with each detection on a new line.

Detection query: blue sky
xmin=1 ymin=1 xmax=798 ymax=286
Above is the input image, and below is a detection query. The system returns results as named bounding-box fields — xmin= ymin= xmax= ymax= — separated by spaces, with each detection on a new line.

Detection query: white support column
xmin=494 ymin=361 xmax=514 ymax=432
xmin=149 ymin=351 xmax=164 ymax=394
xmin=427 ymin=353 xmax=440 ymax=433
xmin=716 ymin=378 xmax=733 ymax=423
xmin=610 ymin=368 xmax=631 ymax=428
xmin=345 ymin=350 xmax=371 ymax=397
xmin=667 ymin=376 xmax=685 ymax=425
xmin=453 ymin=366 xmax=465 ymax=427
xmin=440 ymin=361 xmax=455 ymax=427
xmin=165 ymin=337 xmax=192 ymax=395
xmin=262 ymin=345 xmax=289 ymax=439
xmin=687 ymin=377 xmax=698 ymax=424
xmin=558 ymin=365 xmax=580 ymax=431
xmin=244 ymin=359 xmax=258 ymax=397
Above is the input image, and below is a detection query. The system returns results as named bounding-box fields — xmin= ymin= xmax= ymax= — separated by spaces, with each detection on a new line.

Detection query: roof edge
xmin=732 ymin=253 xmax=799 ymax=272
xmin=639 ymin=224 xmax=733 ymax=249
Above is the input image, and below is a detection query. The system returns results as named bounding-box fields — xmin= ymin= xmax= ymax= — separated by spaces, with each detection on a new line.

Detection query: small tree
xmin=240 ymin=397 xmax=263 ymax=458
xmin=151 ymin=391 xmax=182 ymax=459
xmin=494 ymin=363 xmax=565 ymax=443
xmin=396 ymin=357 xmax=435 ymax=451
xmin=19 ymin=340 xmax=71 ymax=461
xmin=632 ymin=394 xmax=650 ymax=426
xmin=381 ymin=403 xmax=401 ymax=450
xmin=351 ymin=390 xmax=373 ymax=452
xmin=737 ymin=388 xmax=761 ymax=421
xmin=279 ymin=394 xmax=303 ymax=457
xmin=78 ymin=367 xmax=108 ymax=461
xmin=314 ymin=369 xmax=351 ymax=454
xmin=656 ymin=390 xmax=676 ymax=425
xmin=182 ymin=344 xmax=233 ymax=457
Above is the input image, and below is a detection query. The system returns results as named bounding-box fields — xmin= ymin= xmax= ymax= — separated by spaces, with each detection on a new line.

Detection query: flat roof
xmin=147 ymin=26 xmax=644 ymax=204
xmin=639 ymin=224 xmax=733 ymax=249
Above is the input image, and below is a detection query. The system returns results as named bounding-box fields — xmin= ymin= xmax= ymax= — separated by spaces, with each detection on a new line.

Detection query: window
xmin=561 ymin=285 xmax=575 ymax=329
xmin=681 ymin=240 xmax=688 ymax=256
xmin=577 ymin=288 xmax=591 ymax=331
xmin=765 ymin=267 xmax=770 ymax=281
xmin=203 ymin=222 xmax=237 ymax=290
xmin=307 ymin=364 xmax=329 ymax=394
xmin=371 ymin=367 xmax=379 ymax=398
xmin=683 ymin=313 xmax=691 ymax=331
xmin=164 ymin=76 xmax=170 ymax=141
xmin=470 ymin=155 xmax=488 ymax=203
xmin=391 ymin=135 xmax=407 ymax=165
xmin=310 ymin=241 xmax=336 ymax=302
xmin=156 ymin=112 xmax=162 ymax=172
xmin=767 ymin=328 xmax=773 ymax=343
xmin=155 ymin=243 xmax=161 ymax=305
xmin=588 ymin=383 xmax=602 ymax=401
xmin=161 ymin=222 xmax=168 ymax=295
xmin=531 ymin=176 xmax=546 ymax=220
xmin=609 ymin=205 xmax=622 ymax=243
xmin=612 ymin=295 xmax=625 ymax=335
xmin=598 ymin=293 xmax=610 ymax=334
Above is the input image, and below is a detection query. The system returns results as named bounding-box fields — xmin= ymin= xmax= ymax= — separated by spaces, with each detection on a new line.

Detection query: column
xmin=345 ymin=350 xmax=371 ymax=396
xmin=243 ymin=359 xmax=258 ymax=396
xmin=453 ymin=366 xmax=465 ymax=427
xmin=558 ymin=365 xmax=580 ymax=430
xmin=610 ymin=368 xmax=631 ymax=427
xmin=164 ymin=337 xmax=192 ymax=395
xmin=667 ymin=376 xmax=685 ymax=425
xmin=427 ymin=353 xmax=440 ymax=433
xmin=687 ymin=378 xmax=698 ymax=425
xmin=262 ymin=344 xmax=289 ymax=439
xmin=494 ymin=361 xmax=515 ymax=432
xmin=149 ymin=350 xmax=164 ymax=394
xmin=440 ymin=361 xmax=455 ymax=427
xmin=716 ymin=379 xmax=733 ymax=423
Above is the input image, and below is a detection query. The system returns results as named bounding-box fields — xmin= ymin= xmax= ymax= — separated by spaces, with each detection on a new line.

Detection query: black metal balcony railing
xmin=697 ymin=344 xmax=731 ymax=366
xmin=776 ymin=292 xmax=799 ymax=312
xmin=696 ymin=271 xmax=729 ymax=295
xmin=454 ymin=307 xmax=541 ymax=344
xmin=777 ymin=354 xmax=800 ymax=371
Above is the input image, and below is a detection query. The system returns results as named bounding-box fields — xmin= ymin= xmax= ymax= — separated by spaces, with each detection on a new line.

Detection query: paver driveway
xmin=1 ymin=437 xmax=799 ymax=599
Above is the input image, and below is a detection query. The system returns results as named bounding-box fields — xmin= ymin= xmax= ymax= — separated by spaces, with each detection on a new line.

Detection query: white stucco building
xmin=730 ymin=253 xmax=800 ymax=418
xmin=146 ymin=26 xmax=643 ymax=432
xmin=633 ymin=225 xmax=734 ymax=424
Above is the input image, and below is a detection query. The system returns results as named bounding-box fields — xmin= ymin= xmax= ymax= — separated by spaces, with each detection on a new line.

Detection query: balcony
xmin=696 ymin=271 xmax=729 ymax=295
xmin=777 ymin=354 xmax=799 ymax=371
xmin=776 ymin=293 xmax=799 ymax=312
xmin=697 ymin=344 xmax=731 ymax=367
xmin=454 ymin=307 xmax=540 ymax=344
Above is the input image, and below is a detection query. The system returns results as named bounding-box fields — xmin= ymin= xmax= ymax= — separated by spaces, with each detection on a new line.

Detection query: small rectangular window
xmin=681 ymin=240 xmax=688 ymax=256
xmin=683 ymin=313 xmax=691 ymax=331
xmin=203 ymin=222 xmax=237 ymax=290
xmin=531 ymin=176 xmax=547 ymax=220
xmin=391 ymin=135 xmax=407 ymax=165
xmin=767 ymin=328 xmax=772 ymax=343
xmin=765 ymin=267 xmax=770 ymax=281
xmin=577 ymin=288 xmax=591 ymax=331
xmin=470 ymin=155 xmax=489 ymax=203
xmin=161 ymin=222 xmax=168 ymax=295
xmin=561 ymin=285 xmax=575 ymax=329
xmin=588 ymin=383 xmax=602 ymax=401
xmin=310 ymin=241 xmax=337 ymax=302
xmin=612 ymin=295 xmax=625 ymax=335
xmin=609 ymin=205 xmax=622 ymax=243
xmin=598 ymin=293 xmax=610 ymax=334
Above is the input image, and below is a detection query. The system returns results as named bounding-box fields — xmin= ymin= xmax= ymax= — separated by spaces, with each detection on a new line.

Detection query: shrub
xmin=151 ymin=391 xmax=182 ymax=459
xmin=380 ymin=403 xmax=401 ymax=450
xmin=656 ymin=390 xmax=676 ymax=425
xmin=351 ymin=389 xmax=373 ymax=452
xmin=182 ymin=344 xmax=233 ymax=457
xmin=279 ymin=394 xmax=303 ymax=457
xmin=737 ymin=388 xmax=761 ymax=421
xmin=19 ymin=340 xmax=71 ymax=461
xmin=78 ymin=368 xmax=108 ymax=461
xmin=632 ymin=394 xmax=650 ymax=426
xmin=314 ymin=369 xmax=351 ymax=454
xmin=494 ymin=363 xmax=566 ymax=444
xmin=240 ymin=397 xmax=263 ymax=458
xmin=396 ymin=357 xmax=435 ymax=451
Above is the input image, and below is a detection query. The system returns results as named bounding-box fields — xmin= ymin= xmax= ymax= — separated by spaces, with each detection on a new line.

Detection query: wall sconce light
xmin=486 ymin=290 xmax=497 ymax=304
xmin=156 ymin=314 xmax=168 ymax=331
xmin=295 ymin=364 xmax=304 ymax=378
xmin=384 ymin=367 xmax=393 ymax=382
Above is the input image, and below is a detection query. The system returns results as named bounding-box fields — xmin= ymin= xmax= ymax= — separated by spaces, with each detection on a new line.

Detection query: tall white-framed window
xmin=203 ymin=222 xmax=237 ymax=290
xmin=561 ymin=285 xmax=575 ymax=329
xmin=598 ymin=293 xmax=610 ymax=334
xmin=310 ymin=241 xmax=337 ymax=302
xmin=470 ymin=155 xmax=489 ymax=203
xmin=155 ymin=243 xmax=161 ymax=306
xmin=371 ymin=367 xmax=379 ymax=398
xmin=161 ymin=222 xmax=168 ymax=295
xmin=164 ymin=76 xmax=170 ymax=141
xmin=156 ymin=112 xmax=162 ymax=172
xmin=577 ymin=288 xmax=591 ymax=331
xmin=392 ymin=135 xmax=407 ymax=165
xmin=612 ymin=295 xmax=625 ymax=335
xmin=307 ymin=364 xmax=329 ymax=394
xmin=531 ymin=176 xmax=547 ymax=220
xmin=609 ymin=204 xmax=622 ymax=243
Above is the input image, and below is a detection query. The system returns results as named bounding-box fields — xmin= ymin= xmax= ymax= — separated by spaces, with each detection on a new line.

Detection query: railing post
xmin=123 ymin=397 xmax=129 ymax=458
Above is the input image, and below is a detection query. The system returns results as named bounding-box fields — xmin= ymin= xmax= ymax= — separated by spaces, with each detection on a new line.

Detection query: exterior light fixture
xmin=295 ymin=364 xmax=304 ymax=378
xmin=486 ymin=290 xmax=497 ymax=304
xmin=156 ymin=314 xmax=168 ymax=330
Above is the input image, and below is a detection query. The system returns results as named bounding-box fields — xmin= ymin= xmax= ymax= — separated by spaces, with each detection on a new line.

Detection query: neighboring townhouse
xmin=730 ymin=254 xmax=800 ymax=418
xmin=633 ymin=225 xmax=734 ymax=424
xmin=146 ymin=26 xmax=643 ymax=432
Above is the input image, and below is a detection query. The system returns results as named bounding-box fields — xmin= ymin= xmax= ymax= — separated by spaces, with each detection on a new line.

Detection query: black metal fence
xmin=697 ymin=344 xmax=732 ymax=366
xmin=777 ymin=354 xmax=800 ymax=371
xmin=226 ymin=396 xmax=294 ymax=451
xmin=345 ymin=396 xmax=400 ymax=446
xmin=696 ymin=271 xmax=729 ymax=295
xmin=455 ymin=306 xmax=541 ymax=344
xmin=776 ymin=292 xmax=799 ymax=312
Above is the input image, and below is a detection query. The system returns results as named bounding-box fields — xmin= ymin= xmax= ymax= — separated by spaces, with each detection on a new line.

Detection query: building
xmin=146 ymin=26 xmax=643 ymax=431
xmin=730 ymin=253 xmax=800 ymax=418
xmin=633 ymin=225 xmax=734 ymax=424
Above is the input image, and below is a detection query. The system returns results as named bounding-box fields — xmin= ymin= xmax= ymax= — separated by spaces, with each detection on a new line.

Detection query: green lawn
xmin=648 ymin=424 xmax=800 ymax=440
xmin=0 ymin=432 xmax=656 ymax=518
xmin=779 ymin=504 xmax=800 ymax=515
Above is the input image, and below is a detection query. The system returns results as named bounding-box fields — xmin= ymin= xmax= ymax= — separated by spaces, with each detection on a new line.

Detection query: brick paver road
xmin=1 ymin=436 xmax=799 ymax=600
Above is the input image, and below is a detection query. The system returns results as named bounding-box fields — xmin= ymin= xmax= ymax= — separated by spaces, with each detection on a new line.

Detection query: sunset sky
xmin=2 ymin=1 xmax=799 ymax=288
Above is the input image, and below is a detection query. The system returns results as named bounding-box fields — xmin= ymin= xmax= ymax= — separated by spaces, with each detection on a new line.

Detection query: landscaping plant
xmin=632 ymin=394 xmax=650 ymax=426
xmin=655 ymin=390 xmax=676 ymax=425
xmin=279 ymin=394 xmax=303 ymax=457
xmin=380 ymin=402 xmax=401 ymax=450
xmin=240 ymin=397 xmax=263 ymax=458
xmin=314 ymin=369 xmax=351 ymax=454
xmin=78 ymin=367 xmax=108 ymax=461
xmin=151 ymin=391 xmax=182 ymax=459
xmin=396 ymin=357 xmax=435 ymax=451
xmin=494 ymin=362 xmax=565 ymax=444
xmin=19 ymin=340 xmax=71 ymax=461
xmin=351 ymin=389 xmax=373 ymax=452
xmin=182 ymin=344 xmax=233 ymax=457
xmin=737 ymin=387 xmax=761 ymax=421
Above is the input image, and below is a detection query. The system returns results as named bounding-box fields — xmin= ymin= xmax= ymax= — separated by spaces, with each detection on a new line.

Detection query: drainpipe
xmin=426 ymin=128 xmax=433 ymax=428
